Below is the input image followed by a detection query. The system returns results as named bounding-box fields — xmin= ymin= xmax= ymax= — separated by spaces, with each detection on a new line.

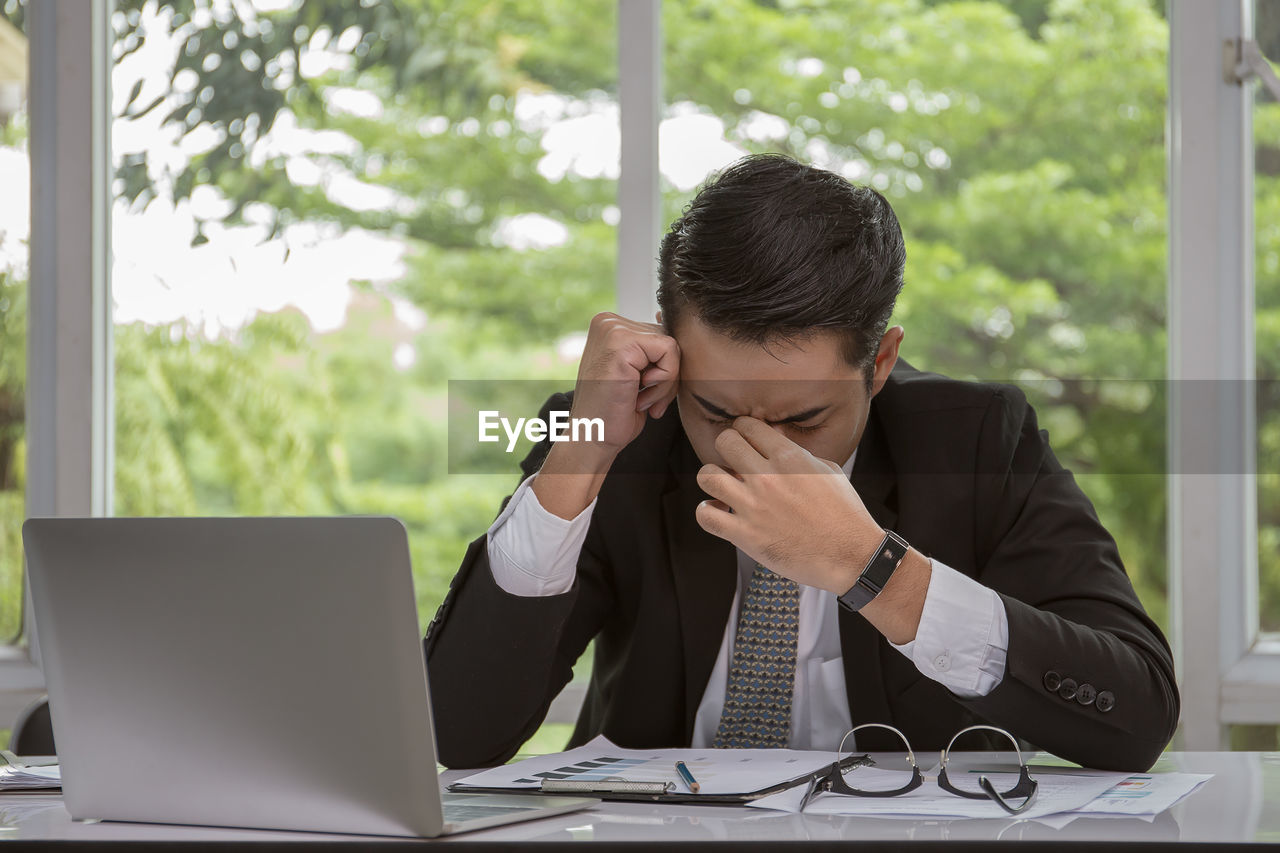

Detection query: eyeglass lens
xmin=936 ymin=725 xmax=1038 ymax=814
xmin=830 ymin=723 xmax=924 ymax=797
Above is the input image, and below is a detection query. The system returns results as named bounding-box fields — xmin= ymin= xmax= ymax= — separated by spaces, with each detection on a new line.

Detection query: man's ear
xmin=869 ymin=326 xmax=904 ymax=397
xmin=656 ymin=310 xmax=663 ymax=325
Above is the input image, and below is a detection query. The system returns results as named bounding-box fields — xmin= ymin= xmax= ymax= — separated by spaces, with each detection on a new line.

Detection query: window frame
xmin=1168 ymin=0 xmax=1280 ymax=748
xmin=617 ymin=0 xmax=663 ymax=323
xmin=10 ymin=0 xmax=113 ymax=723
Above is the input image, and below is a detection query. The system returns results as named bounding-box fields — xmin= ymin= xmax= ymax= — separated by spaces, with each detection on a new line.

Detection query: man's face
xmin=670 ymin=312 xmax=900 ymax=470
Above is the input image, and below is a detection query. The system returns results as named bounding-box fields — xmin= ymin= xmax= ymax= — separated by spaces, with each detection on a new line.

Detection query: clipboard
xmin=449 ymin=753 xmax=870 ymax=804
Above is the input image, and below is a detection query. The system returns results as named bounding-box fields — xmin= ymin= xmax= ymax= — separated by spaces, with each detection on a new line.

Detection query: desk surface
xmin=0 ymin=752 xmax=1275 ymax=848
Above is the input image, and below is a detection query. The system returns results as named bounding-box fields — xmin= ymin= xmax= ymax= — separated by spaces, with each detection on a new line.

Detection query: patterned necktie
xmin=712 ymin=563 xmax=800 ymax=748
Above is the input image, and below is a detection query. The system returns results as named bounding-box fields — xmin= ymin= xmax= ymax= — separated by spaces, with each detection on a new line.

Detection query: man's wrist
xmin=530 ymin=441 xmax=618 ymax=521
xmin=822 ymin=520 xmax=891 ymax=596
xmin=823 ymin=522 xmax=930 ymax=644
xmin=858 ymin=550 xmax=932 ymax=644
xmin=539 ymin=438 xmax=619 ymax=477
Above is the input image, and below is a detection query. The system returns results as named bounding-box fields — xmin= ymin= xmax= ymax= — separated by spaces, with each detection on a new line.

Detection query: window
xmin=1170 ymin=0 xmax=1280 ymax=748
xmin=1240 ymin=0 xmax=1279 ymax=727
xmin=109 ymin=0 xmax=618 ymax=629
xmin=663 ymin=0 xmax=1171 ymax=630
xmin=0 ymin=6 xmax=27 ymax=643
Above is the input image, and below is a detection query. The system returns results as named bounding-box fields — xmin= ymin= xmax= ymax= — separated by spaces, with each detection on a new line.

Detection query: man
xmin=425 ymin=155 xmax=1179 ymax=772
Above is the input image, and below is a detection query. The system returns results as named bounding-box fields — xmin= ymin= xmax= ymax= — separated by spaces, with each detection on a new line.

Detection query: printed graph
xmin=1097 ymin=775 xmax=1156 ymax=800
xmin=514 ymin=755 xmax=714 ymax=785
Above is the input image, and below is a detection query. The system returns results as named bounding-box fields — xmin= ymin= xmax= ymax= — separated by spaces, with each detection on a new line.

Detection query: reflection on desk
xmin=0 ymin=752 xmax=1271 ymax=847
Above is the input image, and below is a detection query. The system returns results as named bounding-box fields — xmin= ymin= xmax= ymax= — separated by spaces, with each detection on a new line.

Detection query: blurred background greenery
xmin=0 ymin=0 xmax=1278 ymax=750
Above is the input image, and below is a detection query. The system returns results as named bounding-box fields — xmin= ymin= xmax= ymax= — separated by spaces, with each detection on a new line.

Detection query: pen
xmin=675 ymin=760 xmax=700 ymax=793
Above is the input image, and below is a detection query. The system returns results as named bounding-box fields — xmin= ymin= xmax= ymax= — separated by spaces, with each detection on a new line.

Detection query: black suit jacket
xmin=425 ymin=363 xmax=1179 ymax=771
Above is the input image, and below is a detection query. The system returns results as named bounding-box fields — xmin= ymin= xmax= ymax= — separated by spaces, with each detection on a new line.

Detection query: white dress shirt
xmin=484 ymin=452 xmax=1009 ymax=752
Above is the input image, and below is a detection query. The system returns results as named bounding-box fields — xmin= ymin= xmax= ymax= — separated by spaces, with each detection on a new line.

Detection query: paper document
xmin=453 ymin=736 xmax=836 ymax=797
xmin=1072 ymin=772 xmax=1213 ymax=816
xmin=1015 ymin=772 xmax=1213 ymax=830
xmin=0 ymin=764 xmax=60 ymax=791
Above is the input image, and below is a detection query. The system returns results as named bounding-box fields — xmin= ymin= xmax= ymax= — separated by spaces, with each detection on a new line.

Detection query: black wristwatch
xmin=837 ymin=530 xmax=910 ymax=612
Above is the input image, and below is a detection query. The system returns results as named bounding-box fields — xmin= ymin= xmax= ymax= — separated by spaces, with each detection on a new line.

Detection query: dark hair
xmin=657 ymin=154 xmax=905 ymax=374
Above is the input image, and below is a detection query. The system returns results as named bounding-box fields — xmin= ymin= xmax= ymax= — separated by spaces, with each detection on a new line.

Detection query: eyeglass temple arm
xmin=798 ymin=754 xmax=876 ymax=812
xmin=798 ymin=758 xmax=839 ymax=809
xmin=978 ymin=769 xmax=1039 ymax=816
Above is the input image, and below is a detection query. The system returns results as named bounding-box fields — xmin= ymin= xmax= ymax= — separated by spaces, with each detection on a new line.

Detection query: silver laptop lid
xmin=23 ymin=516 xmax=445 ymax=837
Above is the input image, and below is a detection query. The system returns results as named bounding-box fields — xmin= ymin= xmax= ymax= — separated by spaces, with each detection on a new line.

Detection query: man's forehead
xmin=674 ymin=320 xmax=855 ymax=379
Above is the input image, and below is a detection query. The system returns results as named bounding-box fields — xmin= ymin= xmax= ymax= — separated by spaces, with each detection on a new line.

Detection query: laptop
xmin=21 ymin=516 xmax=595 ymax=837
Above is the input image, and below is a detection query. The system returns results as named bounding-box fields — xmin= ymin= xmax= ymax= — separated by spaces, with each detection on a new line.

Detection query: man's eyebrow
xmin=691 ymin=393 xmax=829 ymax=425
xmin=692 ymin=393 xmax=736 ymax=420
xmin=771 ymin=405 xmax=830 ymax=425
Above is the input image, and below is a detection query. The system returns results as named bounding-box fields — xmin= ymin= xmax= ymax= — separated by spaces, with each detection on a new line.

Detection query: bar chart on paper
xmin=453 ymin=736 xmax=840 ymax=796
xmin=511 ymin=754 xmax=708 ymax=785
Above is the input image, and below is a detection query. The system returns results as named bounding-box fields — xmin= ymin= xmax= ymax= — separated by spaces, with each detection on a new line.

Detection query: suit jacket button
xmin=1043 ymin=671 xmax=1062 ymax=692
xmin=1058 ymin=677 xmax=1078 ymax=701
xmin=1096 ymin=690 xmax=1116 ymax=713
xmin=1076 ymin=683 xmax=1097 ymax=706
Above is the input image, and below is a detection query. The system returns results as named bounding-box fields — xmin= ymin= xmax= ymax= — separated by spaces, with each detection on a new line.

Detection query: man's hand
xmin=693 ymin=417 xmax=930 ymax=643
xmin=533 ymin=313 xmax=679 ymax=520
xmin=569 ymin=312 xmax=681 ymax=456
xmin=693 ymin=417 xmax=882 ymax=593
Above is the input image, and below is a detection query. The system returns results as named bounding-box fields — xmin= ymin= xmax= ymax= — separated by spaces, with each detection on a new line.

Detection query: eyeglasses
xmin=799 ymin=723 xmax=1039 ymax=815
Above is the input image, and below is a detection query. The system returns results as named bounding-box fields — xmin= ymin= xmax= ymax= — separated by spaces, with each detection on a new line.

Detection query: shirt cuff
xmin=486 ymin=476 xmax=596 ymax=597
xmin=889 ymin=559 xmax=1009 ymax=698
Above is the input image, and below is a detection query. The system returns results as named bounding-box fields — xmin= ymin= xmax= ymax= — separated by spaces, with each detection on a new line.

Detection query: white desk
xmin=0 ymin=752 xmax=1273 ymax=848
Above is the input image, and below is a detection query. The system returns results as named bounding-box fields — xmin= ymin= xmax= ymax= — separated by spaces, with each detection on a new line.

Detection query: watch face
xmin=862 ymin=542 xmax=902 ymax=592
xmin=838 ymin=532 xmax=909 ymax=611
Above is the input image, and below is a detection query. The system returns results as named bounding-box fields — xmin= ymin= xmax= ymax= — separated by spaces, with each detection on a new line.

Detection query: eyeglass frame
xmin=798 ymin=722 xmax=1039 ymax=815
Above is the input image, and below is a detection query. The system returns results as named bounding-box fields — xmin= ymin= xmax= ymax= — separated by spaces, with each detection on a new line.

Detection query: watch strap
xmin=838 ymin=530 xmax=910 ymax=612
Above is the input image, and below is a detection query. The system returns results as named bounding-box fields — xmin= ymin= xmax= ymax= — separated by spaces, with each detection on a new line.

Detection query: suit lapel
xmin=850 ymin=400 xmax=897 ymax=534
xmin=839 ymin=401 xmax=905 ymax=750
xmin=661 ymin=432 xmax=738 ymax=742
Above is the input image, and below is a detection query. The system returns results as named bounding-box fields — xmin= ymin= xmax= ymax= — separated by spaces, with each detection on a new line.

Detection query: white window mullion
xmin=616 ymin=0 xmax=662 ymax=322
xmin=1168 ymin=0 xmax=1257 ymax=750
xmin=17 ymin=0 xmax=114 ymax=718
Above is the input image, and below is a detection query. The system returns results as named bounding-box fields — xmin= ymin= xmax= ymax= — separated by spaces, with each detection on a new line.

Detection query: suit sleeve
xmin=422 ymin=392 xmax=612 ymax=768
xmin=956 ymin=388 xmax=1179 ymax=772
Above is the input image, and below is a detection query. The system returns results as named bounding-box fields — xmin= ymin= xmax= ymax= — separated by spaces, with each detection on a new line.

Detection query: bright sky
xmin=0 ymin=3 xmax=768 ymax=345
